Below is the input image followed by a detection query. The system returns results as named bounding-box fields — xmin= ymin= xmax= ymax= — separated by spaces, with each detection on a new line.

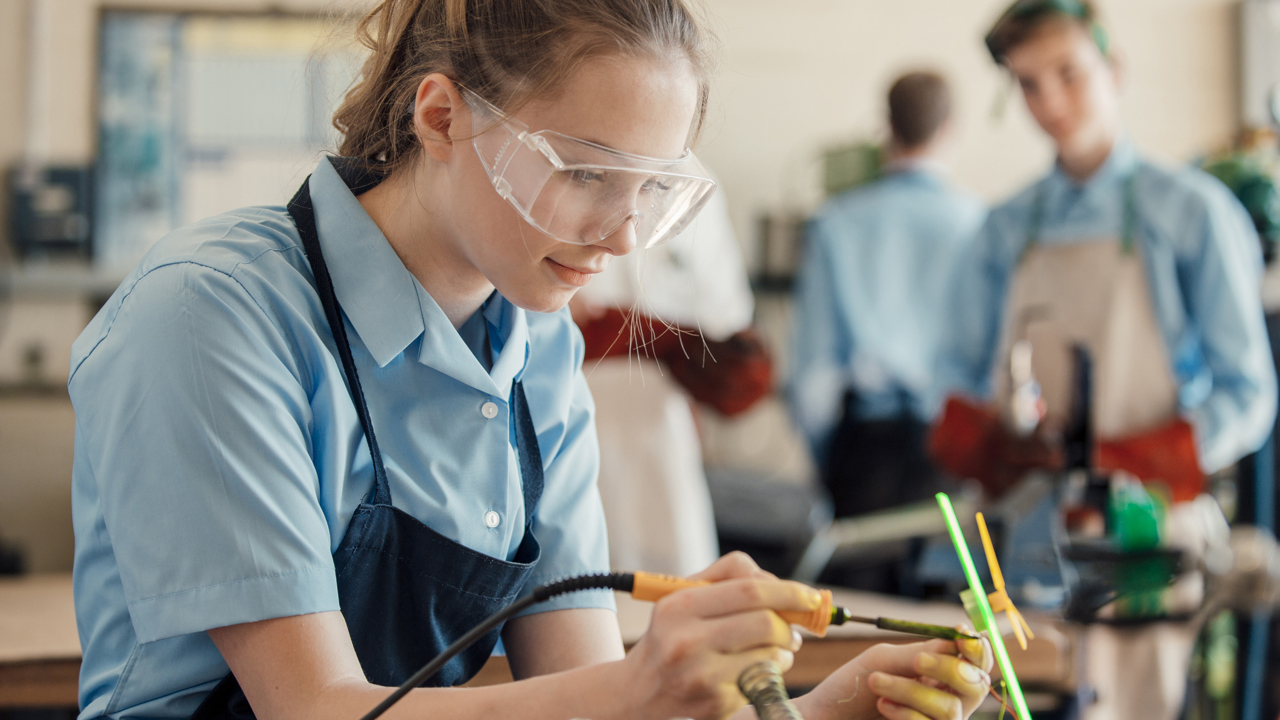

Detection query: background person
xmin=788 ymin=71 xmax=985 ymax=590
xmin=929 ymin=2 xmax=1277 ymax=718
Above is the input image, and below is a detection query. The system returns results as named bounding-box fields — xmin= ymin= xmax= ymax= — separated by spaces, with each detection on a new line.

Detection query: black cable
xmin=359 ymin=572 xmax=636 ymax=720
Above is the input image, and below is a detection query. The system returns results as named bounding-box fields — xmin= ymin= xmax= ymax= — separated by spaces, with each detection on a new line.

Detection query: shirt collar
xmin=1046 ymin=134 xmax=1138 ymax=193
xmin=309 ymin=157 xmax=529 ymax=396
xmin=310 ymin=157 xmax=424 ymax=367
xmin=883 ymin=155 xmax=949 ymax=179
xmin=412 ymin=284 xmax=529 ymax=396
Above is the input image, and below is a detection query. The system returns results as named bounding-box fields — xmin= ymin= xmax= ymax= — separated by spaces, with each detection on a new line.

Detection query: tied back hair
xmin=333 ymin=0 xmax=714 ymax=174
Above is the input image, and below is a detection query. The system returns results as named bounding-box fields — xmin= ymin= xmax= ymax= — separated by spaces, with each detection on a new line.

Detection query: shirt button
xmin=481 ymin=401 xmax=499 ymax=419
xmin=484 ymin=511 xmax=501 ymax=528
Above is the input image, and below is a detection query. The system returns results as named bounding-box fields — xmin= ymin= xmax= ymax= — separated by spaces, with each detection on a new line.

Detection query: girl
xmin=70 ymin=1 xmax=992 ymax=718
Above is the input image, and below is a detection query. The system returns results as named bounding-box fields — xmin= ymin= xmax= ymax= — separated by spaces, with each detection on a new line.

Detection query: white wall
xmin=0 ymin=0 xmax=1248 ymax=571
xmin=694 ymin=0 xmax=1240 ymax=258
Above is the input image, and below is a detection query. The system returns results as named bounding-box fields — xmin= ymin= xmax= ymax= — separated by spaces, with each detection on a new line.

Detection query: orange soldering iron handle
xmin=629 ymin=571 xmax=835 ymax=637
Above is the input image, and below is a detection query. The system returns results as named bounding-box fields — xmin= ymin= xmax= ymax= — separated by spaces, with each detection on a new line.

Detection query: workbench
xmin=0 ymin=574 xmax=1076 ymax=711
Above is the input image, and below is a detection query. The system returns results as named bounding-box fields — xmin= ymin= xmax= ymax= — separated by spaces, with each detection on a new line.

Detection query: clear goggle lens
xmin=464 ymin=88 xmax=717 ymax=249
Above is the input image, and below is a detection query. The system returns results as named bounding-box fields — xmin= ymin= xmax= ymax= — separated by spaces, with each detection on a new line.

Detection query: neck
xmin=1057 ymin=129 xmax=1119 ymax=182
xmin=886 ymin=138 xmax=938 ymax=167
xmin=357 ymin=168 xmax=493 ymax=329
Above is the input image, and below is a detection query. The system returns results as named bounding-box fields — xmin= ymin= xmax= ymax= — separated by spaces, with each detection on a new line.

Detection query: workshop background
xmin=0 ymin=0 xmax=1256 ymax=575
xmin=3 ymin=0 xmax=1280 ymax=719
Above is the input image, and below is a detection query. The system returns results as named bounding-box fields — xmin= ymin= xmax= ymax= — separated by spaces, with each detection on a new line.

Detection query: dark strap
xmin=285 ymin=161 xmax=544 ymax=524
xmin=288 ymin=177 xmax=392 ymax=506
xmin=1023 ymin=170 xmax=1139 ymax=261
xmin=512 ymin=382 xmax=544 ymax=523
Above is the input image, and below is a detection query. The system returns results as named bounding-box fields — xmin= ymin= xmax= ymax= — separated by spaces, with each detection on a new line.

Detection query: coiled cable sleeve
xmin=738 ymin=660 xmax=805 ymax=720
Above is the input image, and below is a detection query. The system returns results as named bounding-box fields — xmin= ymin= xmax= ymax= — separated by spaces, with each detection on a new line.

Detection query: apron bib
xmin=192 ymin=161 xmax=545 ymax=719
xmin=991 ymin=175 xmax=1179 ymax=440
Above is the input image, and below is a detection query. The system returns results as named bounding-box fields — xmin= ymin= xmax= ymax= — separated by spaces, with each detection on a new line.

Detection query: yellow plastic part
xmin=629 ymin=572 xmax=835 ymax=637
xmin=976 ymin=513 xmax=1035 ymax=650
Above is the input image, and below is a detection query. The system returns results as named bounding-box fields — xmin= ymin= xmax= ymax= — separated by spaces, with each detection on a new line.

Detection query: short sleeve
xmin=70 ymin=262 xmax=339 ymax=643
xmin=516 ymin=313 xmax=615 ymax=615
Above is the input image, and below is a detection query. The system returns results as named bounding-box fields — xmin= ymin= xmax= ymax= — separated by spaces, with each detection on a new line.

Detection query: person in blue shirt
xmin=928 ymin=2 xmax=1276 ymax=718
xmin=789 ymin=71 xmax=986 ymax=534
xmin=931 ymin=0 xmax=1276 ymax=502
xmin=69 ymin=1 xmax=994 ymax=719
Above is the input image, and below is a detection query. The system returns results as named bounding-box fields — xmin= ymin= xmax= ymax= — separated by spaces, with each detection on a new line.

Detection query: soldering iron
xmin=358 ymin=571 xmax=978 ymax=720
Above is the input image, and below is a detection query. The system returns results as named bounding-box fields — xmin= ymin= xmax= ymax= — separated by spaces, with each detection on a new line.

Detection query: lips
xmin=546 ymin=258 xmax=602 ymax=287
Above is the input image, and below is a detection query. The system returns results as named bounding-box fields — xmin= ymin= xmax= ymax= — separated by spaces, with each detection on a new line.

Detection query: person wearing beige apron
xmin=930 ymin=2 xmax=1277 ymax=718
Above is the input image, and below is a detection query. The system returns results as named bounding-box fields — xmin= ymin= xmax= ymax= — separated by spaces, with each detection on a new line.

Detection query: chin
xmin=502 ymin=285 xmax=577 ymax=315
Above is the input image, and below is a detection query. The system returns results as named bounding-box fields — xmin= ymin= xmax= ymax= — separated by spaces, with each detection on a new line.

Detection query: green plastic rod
xmin=935 ymin=492 xmax=1032 ymax=720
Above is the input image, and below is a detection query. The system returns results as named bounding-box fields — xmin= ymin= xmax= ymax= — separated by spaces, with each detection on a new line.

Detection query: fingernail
xmin=808 ymin=590 xmax=823 ymax=608
xmin=917 ymin=654 xmax=937 ymax=670
xmin=959 ymin=662 xmax=985 ymax=684
xmin=790 ymin=628 xmax=803 ymax=651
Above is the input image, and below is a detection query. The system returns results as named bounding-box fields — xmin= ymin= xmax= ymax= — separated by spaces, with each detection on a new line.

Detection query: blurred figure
xmin=572 ymin=185 xmax=771 ymax=576
xmin=928 ymin=2 xmax=1278 ymax=719
xmin=789 ymin=71 xmax=986 ymax=528
xmin=932 ymin=0 xmax=1274 ymax=505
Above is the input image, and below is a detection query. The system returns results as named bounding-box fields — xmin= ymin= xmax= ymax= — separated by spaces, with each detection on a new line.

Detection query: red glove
xmin=575 ymin=308 xmax=773 ymax=417
xmin=1095 ymin=418 xmax=1204 ymax=503
xmin=929 ymin=395 xmax=1064 ymax=497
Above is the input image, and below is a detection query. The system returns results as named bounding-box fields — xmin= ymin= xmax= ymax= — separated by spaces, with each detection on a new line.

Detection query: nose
xmin=598 ymin=214 xmax=639 ymax=256
xmin=1037 ymin=79 xmax=1071 ymax=123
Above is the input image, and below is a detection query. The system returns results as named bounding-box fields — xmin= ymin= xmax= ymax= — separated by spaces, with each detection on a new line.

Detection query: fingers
xmin=869 ymin=672 xmax=966 ymax=720
xmin=956 ymin=631 xmax=994 ymax=674
xmin=724 ymin=645 xmax=797 ymax=679
xmin=663 ymin=576 xmax=822 ymax=621
xmin=690 ymin=551 xmax=778 ymax=582
xmin=856 ymin=640 xmax=956 ymax=677
xmin=877 ymin=698 xmax=933 ymax=720
xmin=913 ymin=652 xmax=991 ymax=704
xmin=701 ymin=611 xmax=802 ymax=654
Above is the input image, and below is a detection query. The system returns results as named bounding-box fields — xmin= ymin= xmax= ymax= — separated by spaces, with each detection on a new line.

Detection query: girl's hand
xmin=621 ymin=552 xmax=819 ymax=720
xmin=796 ymin=630 xmax=993 ymax=720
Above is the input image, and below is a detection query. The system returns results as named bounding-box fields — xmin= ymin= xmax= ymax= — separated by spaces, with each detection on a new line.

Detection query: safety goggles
xmin=461 ymin=88 xmax=717 ymax=249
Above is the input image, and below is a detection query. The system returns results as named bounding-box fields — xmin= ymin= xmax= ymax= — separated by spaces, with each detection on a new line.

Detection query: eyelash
xmin=569 ymin=169 xmax=604 ymax=185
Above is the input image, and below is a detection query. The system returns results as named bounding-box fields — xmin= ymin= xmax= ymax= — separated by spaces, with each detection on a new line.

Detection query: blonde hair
xmin=333 ymin=0 xmax=713 ymax=172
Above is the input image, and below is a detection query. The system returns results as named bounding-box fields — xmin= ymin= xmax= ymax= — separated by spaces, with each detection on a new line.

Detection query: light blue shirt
xmin=788 ymin=165 xmax=986 ymax=455
xmin=69 ymin=157 xmax=614 ymax=720
xmin=935 ymin=138 xmax=1277 ymax=472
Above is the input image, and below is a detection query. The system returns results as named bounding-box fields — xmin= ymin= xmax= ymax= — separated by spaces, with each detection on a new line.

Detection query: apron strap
xmin=287 ymin=176 xmax=393 ymax=507
xmin=285 ymin=160 xmax=546 ymax=527
xmin=1023 ymin=168 xmax=1140 ymax=260
xmin=512 ymin=383 xmax=545 ymax=523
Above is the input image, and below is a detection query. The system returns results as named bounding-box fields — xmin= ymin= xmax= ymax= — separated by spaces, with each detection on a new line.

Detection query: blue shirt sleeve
xmin=932 ymin=209 xmax=1020 ymax=404
xmin=69 ymin=262 xmax=339 ymax=644
xmin=1165 ymin=171 xmax=1278 ymax=471
xmin=787 ymin=218 xmax=850 ymax=457
xmin=516 ymin=310 xmax=615 ymax=614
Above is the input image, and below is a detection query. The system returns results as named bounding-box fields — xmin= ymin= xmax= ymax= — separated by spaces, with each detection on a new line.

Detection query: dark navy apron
xmin=192 ymin=161 xmax=545 ymax=719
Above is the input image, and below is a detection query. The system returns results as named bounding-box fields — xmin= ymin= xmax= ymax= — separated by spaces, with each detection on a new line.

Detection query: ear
xmin=412 ymin=73 xmax=468 ymax=164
